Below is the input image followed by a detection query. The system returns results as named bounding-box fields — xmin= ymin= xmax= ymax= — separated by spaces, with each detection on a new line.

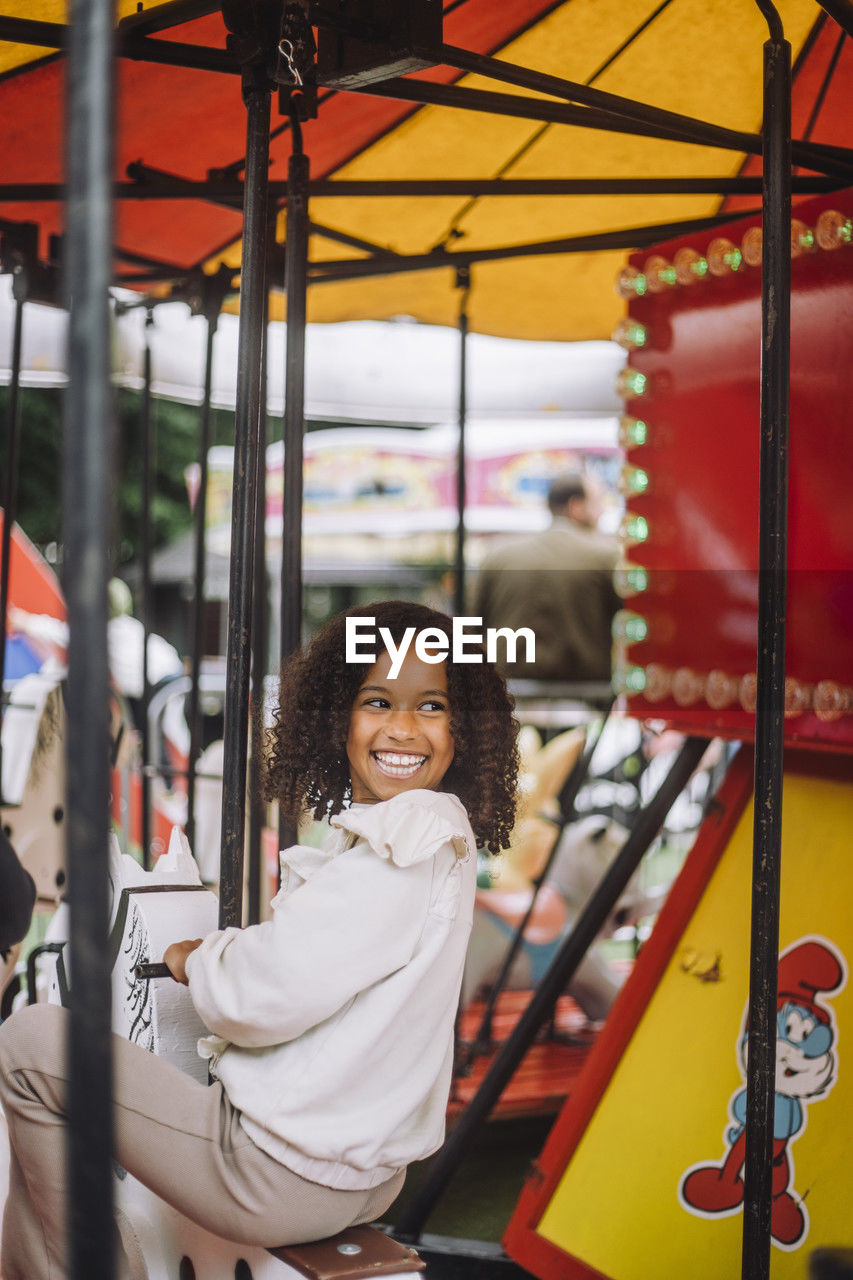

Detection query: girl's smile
xmin=346 ymin=649 xmax=455 ymax=804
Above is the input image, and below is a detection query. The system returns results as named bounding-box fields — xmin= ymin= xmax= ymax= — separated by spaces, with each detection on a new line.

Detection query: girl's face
xmin=346 ymin=648 xmax=455 ymax=805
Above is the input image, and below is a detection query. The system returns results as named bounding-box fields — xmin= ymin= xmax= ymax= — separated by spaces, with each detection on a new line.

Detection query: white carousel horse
xmin=17 ymin=828 xmax=422 ymax=1280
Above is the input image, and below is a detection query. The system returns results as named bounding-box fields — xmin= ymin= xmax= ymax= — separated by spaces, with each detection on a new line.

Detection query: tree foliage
xmin=1 ymin=385 xmax=235 ymax=569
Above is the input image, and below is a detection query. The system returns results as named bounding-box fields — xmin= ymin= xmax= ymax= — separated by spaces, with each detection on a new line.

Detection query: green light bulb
xmin=620 ymin=465 xmax=649 ymax=495
xmin=619 ymin=416 xmax=648 ymax=448
xmin=613 ymin=664 xmax=647 ymax=696
xmin=620 ymin=513 xmax=649 ymax=544
xmin=612 ymin=610 xmax=649 ymax=643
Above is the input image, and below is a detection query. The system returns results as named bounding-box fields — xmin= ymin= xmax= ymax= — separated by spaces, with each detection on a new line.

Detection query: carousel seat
xmin=268 ymin=1225 xmax=424 ymax=1279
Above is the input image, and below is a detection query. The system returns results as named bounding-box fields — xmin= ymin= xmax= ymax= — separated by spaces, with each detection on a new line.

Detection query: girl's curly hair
xmin=264 ymin=600 xmax=519 ymax=852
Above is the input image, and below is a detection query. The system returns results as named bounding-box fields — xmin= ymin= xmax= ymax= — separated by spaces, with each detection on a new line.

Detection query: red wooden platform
xmin=448 ymin=991 xmax=602 ymax=1121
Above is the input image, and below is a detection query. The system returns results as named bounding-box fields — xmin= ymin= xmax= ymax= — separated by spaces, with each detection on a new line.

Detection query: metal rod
xmin=218 ymin=70 xmax=271 ymax=932
xmin=742 ymin=17 xmax=791 ymax=1280
xmin=435 ymin=41 xmax=852 ymax=180
xmin=452 ymin=271 xmax=469 ymax=618
xmin=247 ymin=282 xmax=270 ymax=926
xmin=349 ymin=76 xmax=719 ymax=148
xmin=117 ymin=0 xmax=220 ymax=36
xmin=64 ymin=0 xmax=116 ymax=1275
xmin=139 ymin=311 xmax=154 ymax=869
xmin=0 ymin=175 xmax=843 ymax=203
xmin=185 ymin=305 xmax=218 ymax=850
xmin=0 ymin=290 xmax=24 ymax=798
xmin=308 ymin=211 xmax=744 ymax=283
xmin=0 ymin=16 xmax=237 ymax=74
xmin=395 ymin=736 xmax=710 ymax=1242
xmin=277 ymin=138 xmax=309 ymax=855
xmin=438 ymin=42 xmax=761 ymax=154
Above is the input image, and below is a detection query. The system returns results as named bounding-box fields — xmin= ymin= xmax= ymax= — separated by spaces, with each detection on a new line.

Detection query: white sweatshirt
xmin=184 ymin=789 xmax=477 ymax=1189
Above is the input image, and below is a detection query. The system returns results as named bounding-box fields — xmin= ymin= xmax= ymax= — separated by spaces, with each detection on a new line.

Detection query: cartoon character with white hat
xmin=680 ymin=936 xmax=846 ymax=1249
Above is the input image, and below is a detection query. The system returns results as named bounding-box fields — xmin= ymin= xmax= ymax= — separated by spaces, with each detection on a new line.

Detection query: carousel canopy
xmin=0 ymin=1 xmax=851 ymax=340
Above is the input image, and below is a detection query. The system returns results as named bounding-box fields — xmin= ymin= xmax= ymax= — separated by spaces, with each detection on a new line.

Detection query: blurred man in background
xmin=473 ymin=471 xmax=619 ymax=684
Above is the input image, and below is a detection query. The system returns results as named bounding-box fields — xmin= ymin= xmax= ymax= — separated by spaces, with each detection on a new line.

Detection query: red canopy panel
xmin=0 ymin=0 xmax=563 ymax=272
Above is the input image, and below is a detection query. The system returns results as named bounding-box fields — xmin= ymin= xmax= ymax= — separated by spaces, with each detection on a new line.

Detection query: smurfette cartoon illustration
xmin=679 ymin=936 xmax=846 ymax=1250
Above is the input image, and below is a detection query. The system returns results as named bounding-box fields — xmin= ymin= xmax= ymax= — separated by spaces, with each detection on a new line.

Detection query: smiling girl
xmin=0 ymin=600 xmax=518 ymax=1278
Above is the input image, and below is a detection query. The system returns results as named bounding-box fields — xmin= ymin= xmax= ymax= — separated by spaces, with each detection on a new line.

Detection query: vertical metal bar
xmin=277 ymin=140 xmax=309 ymax=854
xmin=139 ymin=311 xmax=154 ymax=868
xmin=742 ymin=10 xmax=791 ymax=1280
xmin=218 ymin=72 xmax=271 ymax=931
xmin=0 ymin=290 xmax=24 ymax=797
xmin=453 ymin=269 xmax=469 ymax=617
xmin=396 ymin=736 xmax=710 ymax=1242
xmin=64 ymin=0 xmax=116 ymax=1275
xmin=185 ymin=305 xmax=217 ymax=851
xmin=247 ymin=282 xmax=270 ymax=925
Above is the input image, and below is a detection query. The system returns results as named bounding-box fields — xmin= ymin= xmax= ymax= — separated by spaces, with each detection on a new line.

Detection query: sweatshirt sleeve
xmin=184 ymin=839 xmax=433 ymax=1047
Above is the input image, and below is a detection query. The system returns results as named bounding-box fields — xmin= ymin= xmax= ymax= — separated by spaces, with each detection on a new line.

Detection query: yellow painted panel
xmin=536 ymin=770 xmax=853 ymax=1277
xmin=0 ymin=1 xmax=143 ymax=76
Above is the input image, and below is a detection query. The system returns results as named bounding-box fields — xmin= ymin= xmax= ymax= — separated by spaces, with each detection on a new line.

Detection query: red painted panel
xmin=617 ymin=189 xmax=853 ymax=749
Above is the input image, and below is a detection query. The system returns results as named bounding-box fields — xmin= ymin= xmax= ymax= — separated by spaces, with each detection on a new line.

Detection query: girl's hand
xmin=163 ymin=938 xmax=203 ymax=985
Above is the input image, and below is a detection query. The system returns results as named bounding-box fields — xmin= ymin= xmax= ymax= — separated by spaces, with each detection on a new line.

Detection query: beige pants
xmin=0 ymin=1004 xmax=405 ymax=1280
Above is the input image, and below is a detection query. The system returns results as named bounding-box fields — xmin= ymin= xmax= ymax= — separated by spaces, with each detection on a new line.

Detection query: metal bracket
xmin=316 ymin=0 xmax=441 ymax=89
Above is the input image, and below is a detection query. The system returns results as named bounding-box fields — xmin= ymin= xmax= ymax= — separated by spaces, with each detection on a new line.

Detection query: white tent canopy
xmin=1 ymin=277 xmax=625 ymax=424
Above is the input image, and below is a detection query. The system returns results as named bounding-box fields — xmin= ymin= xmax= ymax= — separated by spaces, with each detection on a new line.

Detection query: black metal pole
xmin=453 ymin=269 xmax=469 ymax=618
xmin=64 ymin=0 xmax=116 ymax=1275
xmin=185 ymin=302 xmax=218 ymax=851
xmin=247 ymin=279 xmax=271 ymax=926
xmin=277 ymin=123 xmax=309 ymax=855
xmin=0 ymin=287 xmax=24 ymax=799
xmin=396 ymin=736 xmax=710 ymax=1242
xmin=139 ymin=309 xmax=154 ymax=868
xmin=218 ymin=65 xmax=271 ymax=931
xmin=742 ymin=8 xmax=791 ymax=1279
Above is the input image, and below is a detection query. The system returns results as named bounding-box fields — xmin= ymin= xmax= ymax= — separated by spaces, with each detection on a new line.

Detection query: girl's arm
xmin=183 ymin=842 xmax=434 ymax=1047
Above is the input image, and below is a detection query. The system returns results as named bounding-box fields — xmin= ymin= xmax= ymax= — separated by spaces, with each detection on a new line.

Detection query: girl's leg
xmin=0 ymin=1004 xmax=404 ymax=1280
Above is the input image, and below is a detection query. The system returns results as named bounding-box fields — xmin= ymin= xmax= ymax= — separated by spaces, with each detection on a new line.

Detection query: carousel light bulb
xmin=616 ymin=265 xmax=648 ymax=298
xmin=616 ymin=367 xmax=648 ymax=399
xmin=619 ymin=512 xmax=650 ymax=545
xmin=790 ymin=218 xmax=815 ymax=257
xmin=815 ymin=209 xmax=853 ymax=251
xmin=619 ymin=463 xmax=650 ymax=496
xmin=739 ymin=673 xmax=757 ymax=714
xmin=612 ymin=318 xmax=649 ymax=350
xmin=612 ymin=610 xmax=649 ymax=644
xmin=783 ymin=677 xmax=812 ymax=718
xmin=614 ymin=664 xmax=647 ymax=696
xmin=672 ymin=667 xmax=704 ymax=707
xmin=643 ymin=663 xmax=673 ymax=702
xmin=644 ymin=255 xmax=677 ymax=292
xmin=740 ymin=225 xmax=763 ymax=268
xmin=707 ymin=237 xmax=743 ymax=276
xmin=673 ymin=246 xmax=708 ymax=285
xmin=618 ymin=415 xmax=648 ymax=448
xmin=705 ymin=669 xmax=739 ymax=710
xmin=813 ymin=680 xmax=853 ymax=721
xmin=614 ymin=562 xmax=649 ymax=597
